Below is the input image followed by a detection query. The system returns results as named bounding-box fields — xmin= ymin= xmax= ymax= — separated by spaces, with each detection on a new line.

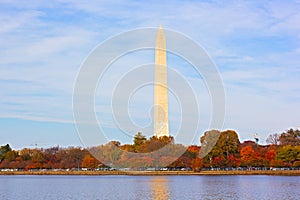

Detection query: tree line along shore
xmin=1 ymin=170 xmax=300 ymax=176
xmin=1 ymin=128 xmax=300 ymax=173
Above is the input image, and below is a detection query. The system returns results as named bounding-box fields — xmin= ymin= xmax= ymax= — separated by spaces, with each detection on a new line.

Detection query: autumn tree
xmin=43 ymin=146 xmax=60 ymax=168
xmin=56 ymin=147 xmax=87 ymax=169
xmin=66 ymin=147 xmax=87 ymax=168
xmin=120 ymin=144 xmax=135 ymax=152
xmin=5 ymin=150 xmax=18 ymax=162
xmin=169 ymin=145 xmax=200 ymax=169
xmin=19 ymin=148 xmax=32 ymax=161
xmin=147 ymin=136 xmax=173 ymax=152
xmin=81 ymin=153 xmax=100 ymax=168
xmin=90 ymin=141 xmax=122 ymax=167
xmin=191 ymin=157 xmax=202 ymax=172
xmin=240 ymin=146 xmax=256 ymax=167
xmin=265 ymin=149 xmax=276 ymax=166
xmin=30 ymin=149 xmax=46 ymax=168
xmin=200 ymin=130 xmax=220 ymax=158
xmin=279 ymin=129 xmax=300 ymax=146
xmin=200 ymin=130 xmax=240 ymax=168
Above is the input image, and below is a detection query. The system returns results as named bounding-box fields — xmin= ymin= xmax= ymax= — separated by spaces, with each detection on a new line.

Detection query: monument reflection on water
xmin=150 ymin=177 xmax=170 ymax=200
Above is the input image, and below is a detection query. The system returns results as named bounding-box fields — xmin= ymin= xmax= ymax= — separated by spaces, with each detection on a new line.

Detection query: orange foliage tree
xmin=81 ymin=153 xmax=100 ymax=169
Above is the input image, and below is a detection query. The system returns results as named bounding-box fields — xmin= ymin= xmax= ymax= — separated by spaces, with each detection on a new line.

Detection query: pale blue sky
xmin=0 ymin=0 xmax=299 ymax=149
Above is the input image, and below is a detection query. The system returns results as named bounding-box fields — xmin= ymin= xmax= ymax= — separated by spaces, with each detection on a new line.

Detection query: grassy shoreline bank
xmin=1 ymin=170 xmax=300 ymax=176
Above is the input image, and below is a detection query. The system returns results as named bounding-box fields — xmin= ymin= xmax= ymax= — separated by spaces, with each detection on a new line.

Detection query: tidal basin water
xmin=1 ymin=175 xmax=299 ymax=200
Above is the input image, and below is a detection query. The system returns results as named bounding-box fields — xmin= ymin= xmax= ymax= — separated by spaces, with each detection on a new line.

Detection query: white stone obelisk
xmin=154 ymin=26 xmax=169 ymax=137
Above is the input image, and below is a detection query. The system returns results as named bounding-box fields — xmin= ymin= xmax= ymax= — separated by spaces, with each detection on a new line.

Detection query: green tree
xmin=134 ymin=132 xmax=147 ymax=147
xmin=276 ymin=145 xmax=300 ymax=166
xmin=0 ymin=144 xmax=12 ymax=162
xmin=219 ymin=130 xmax=240 ymax=158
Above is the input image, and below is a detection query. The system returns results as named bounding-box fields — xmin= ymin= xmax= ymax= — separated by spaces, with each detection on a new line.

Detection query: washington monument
xmin=154 ymin=26 xmax=169 ymax=137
